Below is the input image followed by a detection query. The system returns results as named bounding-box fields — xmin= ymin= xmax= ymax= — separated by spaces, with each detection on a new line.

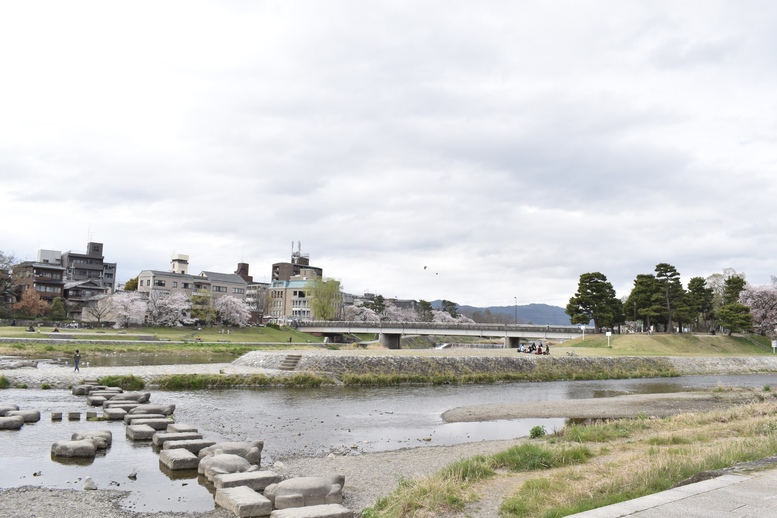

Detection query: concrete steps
xmin=279 ymin=354 xmax=302 ymax=371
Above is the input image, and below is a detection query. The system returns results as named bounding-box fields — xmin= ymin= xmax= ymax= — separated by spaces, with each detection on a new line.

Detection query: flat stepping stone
xmin=214 ymin=470 xmax=281 ymax=491
xmin=7 ymin=410 xmax=40 ymax=422
xmin=86 ymin=396 xmax=107 ymax=407
xmin=51 ymin=412 xmax=63 ymax=421
xmin=152 ymin=431 xmax=203 ymax=447
xmin=51 ymin=439 xmax=96 ymax=458
xmin=159 ymin=448 xmax=200 ymax=470
xmin=104 ymin=408 xmax=128 ymax=420
xmin=102 ymin=402 xmax=140 ymax=411
xmin=67 ymin=412 xmax=81 ymax=421
xmin=269 ymin=505 xmax=354 ymax=518
xmin=126 ymin=424 xmax=156 ymax=441
xmin=215 ymin=486 xmax=272 ymax=518
xmin=131 ymin=418 xmax=173 ymax=431
xmin=166 ymin=423 xmax=198 ymax=433
xmin=124 ymin=413 xmax=166 ymax=425
xmin=162 ymin=439 xmax=216 ymax=455
xmin=0 ymin=416 xmax=24 ymax=430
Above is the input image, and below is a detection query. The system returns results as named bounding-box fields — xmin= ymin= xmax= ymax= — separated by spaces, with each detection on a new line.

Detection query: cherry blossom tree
xmin=342 ymin=305 xmax=380 ymax=322
xmin=147 ymin=290 xmax=192 ymax=326
xmin=214 ymin=295 xmax=251 ymax=327
xmin=109 ymin=291 xmax=146 ymax=328
xmin=83 ymin=294 xmax=112 ymax=325
xmin=740 ymin=284 xmax=777 ymax=335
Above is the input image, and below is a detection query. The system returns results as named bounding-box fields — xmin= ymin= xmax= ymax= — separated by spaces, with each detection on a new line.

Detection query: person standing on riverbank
xmin=74 ymin=350 xmax=81 ymax=372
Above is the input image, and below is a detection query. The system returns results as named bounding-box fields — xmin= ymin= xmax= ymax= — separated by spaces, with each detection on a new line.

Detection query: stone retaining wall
xmin=235 ymin=352 xmax=777 ymax=377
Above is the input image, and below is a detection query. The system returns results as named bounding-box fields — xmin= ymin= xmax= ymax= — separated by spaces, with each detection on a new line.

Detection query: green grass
xmin=364 ymin=443 xmax=592 ymax=518
xmin=566 ymin=333 xmax=773 ymax=356
xmin=0 ymin=376 xmax=9 ymax=389
xmin=98 ymin=375 xmax=145 ymax=391
xmin=155 ymin=373 xmax=334 ymax=390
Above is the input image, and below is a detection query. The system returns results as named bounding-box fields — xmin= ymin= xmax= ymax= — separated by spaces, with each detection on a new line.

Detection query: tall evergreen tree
xmin=655 ymin=263 xmax=685 ymax=333
xmin=686 ymin=277 xmax=714 ymax=331
xmin=566 ymin=272 xmax=624 ymax=331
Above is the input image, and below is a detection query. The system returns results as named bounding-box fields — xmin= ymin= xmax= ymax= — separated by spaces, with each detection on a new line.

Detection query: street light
xmin=514 ymin=296 xmax=517 ymax=325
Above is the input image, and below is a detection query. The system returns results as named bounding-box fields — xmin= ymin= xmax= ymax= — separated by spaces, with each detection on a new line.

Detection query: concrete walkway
xmin=570 ymin=466 xmax=777 ymax=517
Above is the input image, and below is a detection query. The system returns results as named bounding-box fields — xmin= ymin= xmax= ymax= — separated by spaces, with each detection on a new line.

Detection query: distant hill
xmin=432 ymin=301 xmax=571 ymax=326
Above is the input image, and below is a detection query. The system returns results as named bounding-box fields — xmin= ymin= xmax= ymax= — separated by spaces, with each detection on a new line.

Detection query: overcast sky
xmin=2 ymin=1 xmax=776 ymax=309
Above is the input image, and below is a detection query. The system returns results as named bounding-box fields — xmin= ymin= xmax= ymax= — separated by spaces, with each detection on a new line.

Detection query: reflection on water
xmin=1 ymin=372 xmax=776 ymax=513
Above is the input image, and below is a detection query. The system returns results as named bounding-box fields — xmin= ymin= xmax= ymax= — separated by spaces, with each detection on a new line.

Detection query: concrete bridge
xmin=295 ymin=321 xmax=586 ymax=349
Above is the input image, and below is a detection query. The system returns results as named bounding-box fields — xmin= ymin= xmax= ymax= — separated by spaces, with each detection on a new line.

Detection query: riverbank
xmin=4 ymin=351 xmax=777 ymax=389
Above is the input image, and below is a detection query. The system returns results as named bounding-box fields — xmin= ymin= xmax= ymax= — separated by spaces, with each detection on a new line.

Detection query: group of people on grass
xmin=518 ymin=341 xmax=550 ymax=355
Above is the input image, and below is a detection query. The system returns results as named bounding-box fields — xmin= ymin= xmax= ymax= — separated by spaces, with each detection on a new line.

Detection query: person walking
xmin=74 ymin=350 xmax=81 ymax=372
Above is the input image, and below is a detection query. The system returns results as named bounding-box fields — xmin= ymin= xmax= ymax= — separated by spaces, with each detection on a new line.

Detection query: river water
xmin=1 ymin=373 xmax=776 ymax=513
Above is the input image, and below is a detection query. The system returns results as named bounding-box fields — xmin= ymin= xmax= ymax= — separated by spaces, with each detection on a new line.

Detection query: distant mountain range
xmin=432 ymin=301 xmax=571 ymax=326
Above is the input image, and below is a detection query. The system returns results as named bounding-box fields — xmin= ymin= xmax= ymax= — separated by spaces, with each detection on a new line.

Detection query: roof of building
xmin=200 ymin=271 xmax=248 ymax=285
xmin=18 ymin=261 xmax=66 ymax=270
xmin=138 ymin=270 xmax=204 ymax=282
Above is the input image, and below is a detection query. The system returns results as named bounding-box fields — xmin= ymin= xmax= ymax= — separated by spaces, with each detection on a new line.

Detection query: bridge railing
xmin=296 ymin=321 xmax=584 ymax=334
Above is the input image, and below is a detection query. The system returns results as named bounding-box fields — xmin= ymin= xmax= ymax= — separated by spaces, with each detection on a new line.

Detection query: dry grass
xmin=365 ymin=392 xmax=777 ymax=518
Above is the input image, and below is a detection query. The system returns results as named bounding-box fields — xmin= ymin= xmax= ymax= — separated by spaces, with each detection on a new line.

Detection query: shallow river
xmin=2 ymin=373 xmax=776 ymax=513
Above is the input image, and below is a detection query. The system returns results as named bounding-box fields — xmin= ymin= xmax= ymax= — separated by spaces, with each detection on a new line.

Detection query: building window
xmin=172 ymin=281 xmax=178 ymax=288
xmin=233 ymin=288 xmax=245 ymax=294
xmin=182 ymin=283 xmax=191 ymax=289
xmin=154 ymin=280 xmax=166 ymax=287
xmin=212 ymin=286 xmax=227 ymax=293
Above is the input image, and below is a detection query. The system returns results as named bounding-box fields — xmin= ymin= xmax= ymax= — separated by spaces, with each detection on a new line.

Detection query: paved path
xmin=571 ymin=466 xmax=777 ymax=517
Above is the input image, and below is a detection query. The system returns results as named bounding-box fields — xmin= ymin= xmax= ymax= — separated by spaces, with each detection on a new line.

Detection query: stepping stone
xmin=51 ymin=439 xmax=96 ymax=458
xmin=152 ymin=431 xmax=203 ymax=447
xmin=68 ymin=412 xmax=81 ymax=421
xmin=162 ymin=439 xmax=216 ymax=455
xmin=86 ymin=411 xmax=97 ymax=419
xmin=269 ymin=505 xmax=354 ymax=518
xmin=86 ymin=396 xmax=107 ymax=407
xmin=214 ymin=470 xmax=281 ymax=491
xmin=167 ymin=423 xmax=197 ymax=433
xmin=132 ymin=418 xmax=173 ymax=431
xmin=7 ymin=410 xmax=41 ymax=423
xmin=51 ymin=412 xmax=63 ymax=421
xmin=104 ymin=407 xmax=127 ymax=420
xmin=0 ymin=405 xmax=20 ymax=416
xmin=124 ymin=413 xmax=166 ymax=425
xmin=0 ymin=416 xmax=24 ymax=430
xmin=215 ymin=486 xmax=272 ymax=518
xmin=103 ymin=402 xmax=139 ymax=412
xmin=126 ymin=424 xmax=156 ymax=441
xmin=159 ymin=448 xmax=200 ymax=470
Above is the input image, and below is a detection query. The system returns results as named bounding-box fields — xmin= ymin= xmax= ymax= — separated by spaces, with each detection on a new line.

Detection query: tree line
xmin=565 ymin=264 xmax=772 ymax=335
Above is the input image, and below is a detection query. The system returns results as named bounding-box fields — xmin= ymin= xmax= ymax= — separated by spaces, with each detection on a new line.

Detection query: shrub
xmin=0 ymin=376 xmax=9 ymax=389
xmin=530 ymin=425 xmax=547 ymax=439
xmin=41 ymin=383 xmax=52 ymax=390
xmin=98 ymin=375 xmax=145 ymax=391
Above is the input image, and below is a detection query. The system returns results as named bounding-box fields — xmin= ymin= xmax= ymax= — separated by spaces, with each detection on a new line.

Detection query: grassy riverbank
xmin=364 ymin=389 xmax=777 ymax=517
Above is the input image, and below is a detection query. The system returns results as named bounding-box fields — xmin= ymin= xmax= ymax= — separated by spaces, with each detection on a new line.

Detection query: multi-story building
xmin=58 ymin=242 xmax=117 ymax=292
xmin=137 ymin=255 xmax=248 ymax=300
xmin=63 ymin=280 xmax=111 ymax=319
xmin=272 ymin=244 xmax=323 ymax=282
xmin=268 ymin=268 xmax=321 ymax=322
xmin=14 ymin=262 xmax=66 ymax=301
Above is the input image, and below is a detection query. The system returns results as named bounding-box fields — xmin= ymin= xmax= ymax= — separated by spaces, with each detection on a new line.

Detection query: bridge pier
xmin=379 ymin=333 xmax=402 ymax=349
xmin=505 ymin=336 xmax=521 ymax=348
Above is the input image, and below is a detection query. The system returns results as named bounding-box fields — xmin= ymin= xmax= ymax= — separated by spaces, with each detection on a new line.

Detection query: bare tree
xmin=83 ymin=295 xmax=113 ymax=325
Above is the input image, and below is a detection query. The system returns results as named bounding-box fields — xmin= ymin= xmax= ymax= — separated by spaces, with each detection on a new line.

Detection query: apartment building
xmin=14 ymin=262 xmax=66 ymax=301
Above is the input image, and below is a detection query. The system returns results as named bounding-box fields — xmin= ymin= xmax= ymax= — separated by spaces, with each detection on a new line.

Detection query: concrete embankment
xmin=233 ymin=350 xmax=777 ymax=377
